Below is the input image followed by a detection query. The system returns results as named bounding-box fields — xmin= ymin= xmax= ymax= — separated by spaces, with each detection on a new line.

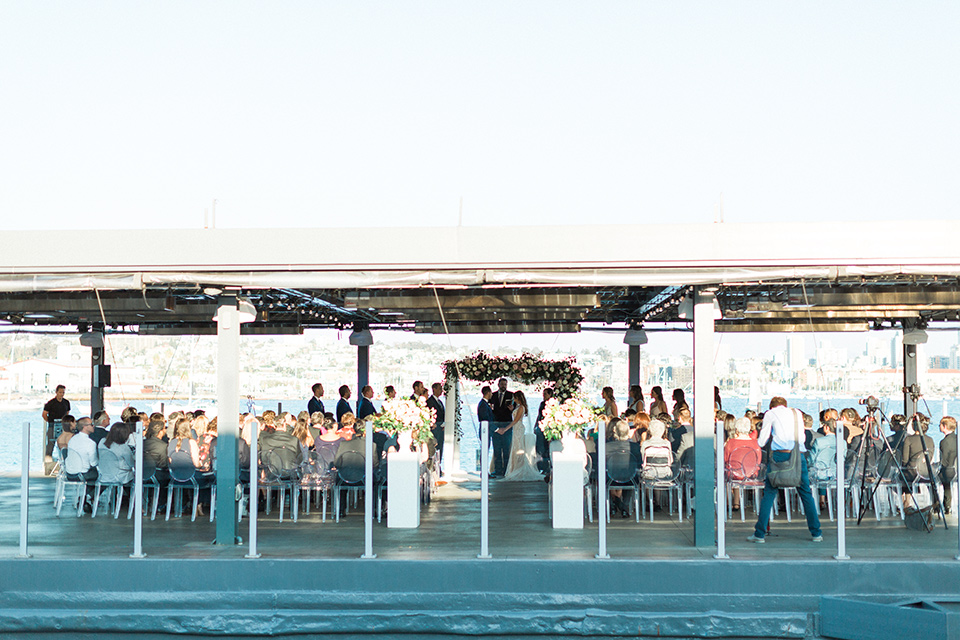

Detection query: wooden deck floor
xmin=1 ymin=475 xmax=957 ymax=561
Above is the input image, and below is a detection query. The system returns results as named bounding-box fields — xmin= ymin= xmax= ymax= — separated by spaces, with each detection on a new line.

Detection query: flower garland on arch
xmin=442 ymin=351 xmax=585 ymax=437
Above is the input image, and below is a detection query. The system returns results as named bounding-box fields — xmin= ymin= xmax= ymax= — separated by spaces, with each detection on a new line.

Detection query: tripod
xmin=854 ymin=398 xmax=947 ymax=531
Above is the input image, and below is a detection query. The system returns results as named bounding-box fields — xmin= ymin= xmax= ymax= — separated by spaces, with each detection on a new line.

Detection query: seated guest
xmin=902 ymin=413 xmax=935 ymax=483
xmin=640 ymin=419 xmax=672 ymax=458
xmin=722 ymin=414 xmax=737 ymax=443
xmin=91 ymin=410 xmax=110 ymax=445
xmin=333 ymin=414 xmax=379 ymax=469
xmin=98 ymin=423 xmax=135 ymax=485
xmin=308 ymin=411 xmax=326 ymax=441
xmin=724 ymin=417 xmax=761 ymax=467
xmin=143 ymin=419 xmax=170 ymax=484
xmin=168 ymin=419 xmax=202 ymax=468
xmin=259 ymin=411 xmax=303 ymax=475
xmin=606 ymin=418 xmax=641 ymax=518
xmin=56 ymin=414 xmax=77 ymax=451
xmin=807 ymin=419 xmax=838 ymax=505
xmin=314 ymin=418 xmax=344 ymax=468
xmin=64 ymin=417 xmax=98 ymax=482
xmin=292 ymin=417 xmax=315 ymax=462
xmin=631 ymin=411 xmax=651 ymax=444
xmin=724 ymin=417 xmax=762 ymax=509
xmin=671 ymin=407 xmax=695 ymax=460
xmin=259 ymin=410 xmax=277 ymax=433
xmin=198 ymin=417 xmax=218 ymax=472
xmin=888 ymin=414 xmax=908 ymax=452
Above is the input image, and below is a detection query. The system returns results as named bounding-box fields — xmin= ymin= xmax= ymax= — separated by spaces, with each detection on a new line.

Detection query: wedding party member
xmin=939 ymin=416 xmax=957 ymax=515
xmin=336 ymin=385 xmax=353 ymax=425
xmin=490 ymin=378 xmax=514 ymax=478
xmin=601 ymin=387 xmax=618 ymax=419
xmin=477 ymin=386 xmax=495 ymax=438
xmin=410 ymin=381 xmax=425 ymax=401
xmin=626 ymin=385 xmax=644 ymax=413
xmin=427 ymin=382 xmax=446 ymax=470
xmin=649 ymin=386 xmax=668 ymax=417
xmin=534 ymin=388 xmax=553 ymax=473
xmin=384 ymin=385 xmax=397 ymax=400
xmin=357 ymin=386 xmax=378 ymax=421
xmin=499 ymin=391 xmax=542 ymax=482
xmin=308 ymin=383 xmax=325 ymax=416
xmin=671 ymin=389 xmax=688 ymax=421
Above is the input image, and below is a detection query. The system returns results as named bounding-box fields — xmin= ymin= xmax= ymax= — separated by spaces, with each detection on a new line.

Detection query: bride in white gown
xmin=498 ymin=390 xmax=543 ymax=482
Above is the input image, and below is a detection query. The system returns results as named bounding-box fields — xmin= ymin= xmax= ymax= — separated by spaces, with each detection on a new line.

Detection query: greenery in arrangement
xmin=443 ymin=351 xmax=583 ymax=399
xmin=371 ymin=397 xmax=436 ymax=444
xmin=538 ymin=396 xmax=603 ymax=441
xmin=442 ymin=351 xmax=585 ymax=436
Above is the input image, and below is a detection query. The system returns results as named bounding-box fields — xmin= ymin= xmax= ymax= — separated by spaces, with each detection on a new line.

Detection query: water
xmin=3 ymin=394 xmax=956 ymax=473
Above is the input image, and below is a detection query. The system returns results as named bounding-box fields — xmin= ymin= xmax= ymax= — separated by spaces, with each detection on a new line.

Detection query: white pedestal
xmin=551 ymin=451 xmax=584 ymax=529
xmin=387 ymin=450 xmax=420 ymax=529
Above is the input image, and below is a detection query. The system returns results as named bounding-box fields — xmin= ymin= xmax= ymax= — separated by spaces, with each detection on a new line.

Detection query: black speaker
xmin=94 ymin=364 xmax=111 ymax=388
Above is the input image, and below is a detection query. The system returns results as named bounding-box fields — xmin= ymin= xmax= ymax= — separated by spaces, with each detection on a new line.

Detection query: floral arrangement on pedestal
xmin=441 ymin=351 xmax=585 ymax=437
xmin=538 ymin=397 xmax=602 ymax=442
xmin=372 ymin=397 xmax=436 ymax=446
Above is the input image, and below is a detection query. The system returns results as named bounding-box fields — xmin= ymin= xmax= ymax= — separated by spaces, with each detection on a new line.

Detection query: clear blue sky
xmin=1 ymin=1 xmax=957 ymax=230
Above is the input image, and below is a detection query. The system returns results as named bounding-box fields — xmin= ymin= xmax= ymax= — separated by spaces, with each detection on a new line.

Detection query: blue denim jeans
xmin=754 ymin=451 xmax=822 ymax=539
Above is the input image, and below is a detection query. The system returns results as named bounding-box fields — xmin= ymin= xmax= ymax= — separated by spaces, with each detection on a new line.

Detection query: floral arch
xmin=441 ymin=351 xmax=584 ymax=436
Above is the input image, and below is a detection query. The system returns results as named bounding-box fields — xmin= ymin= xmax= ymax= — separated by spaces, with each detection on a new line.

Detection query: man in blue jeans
xmin=748 ymin=397 xmax=822 ymax=543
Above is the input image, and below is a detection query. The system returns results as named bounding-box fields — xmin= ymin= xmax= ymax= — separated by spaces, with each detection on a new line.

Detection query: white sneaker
xmin=811 ymin=535 xmax=823 ymax=542
xmin=746 ymin=534 xmax=765 ymax=543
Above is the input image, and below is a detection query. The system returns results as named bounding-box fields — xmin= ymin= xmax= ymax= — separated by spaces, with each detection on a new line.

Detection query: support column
xmin=358 ymin=345 xmax=370 ymax=393
xmin=692 ymin=288 xmax=716 ymax=549
xmin=444 ymin=371 xmax=458 ymax=478
xmin=904 ymin=343 xmax=918 ymax=417
xmin=90 ymin=337 xmax=105 ymax=418
xmin=215 ymin=297 xmax=240 ymax=545
xmin=628 ymin=345 xmax=640 ymax=388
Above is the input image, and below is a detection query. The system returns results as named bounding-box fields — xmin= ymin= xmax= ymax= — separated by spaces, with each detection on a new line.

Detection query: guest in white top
xmin=64 ymin=418 xmax=98 ymax=481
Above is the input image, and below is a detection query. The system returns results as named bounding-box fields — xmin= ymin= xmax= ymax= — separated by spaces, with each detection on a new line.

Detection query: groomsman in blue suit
xmin=357 ymin=385 xmax=377 ymax=421
xmin=427 ymin=382 xmax=446 ymax=474
xmin=490 ymin=378 xmax=514 ymax=478
xmin=308 ymin=383 xmax=325 ymax=416
xmin=477 ymin=385 xmax=495 ymax=472
xmin=336 ymin=385 xmax=353 ymax=425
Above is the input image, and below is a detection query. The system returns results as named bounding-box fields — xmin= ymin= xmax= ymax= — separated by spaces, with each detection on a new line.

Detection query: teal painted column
xmin=692 ymin=288 xmax=716 ymax=549
xmin=215 ymin=297 xmax=240 ymax=545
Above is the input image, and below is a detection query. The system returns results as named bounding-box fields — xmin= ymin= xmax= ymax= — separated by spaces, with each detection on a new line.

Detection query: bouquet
xmin=372 ymin=397 xmax=436 ymax=444
xmin=539 ymin=397 xmax=602 ymax=441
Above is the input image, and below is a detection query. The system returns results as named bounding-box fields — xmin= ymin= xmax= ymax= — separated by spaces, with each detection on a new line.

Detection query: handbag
xmin=766 ymin=409 xmax=802 ymax=488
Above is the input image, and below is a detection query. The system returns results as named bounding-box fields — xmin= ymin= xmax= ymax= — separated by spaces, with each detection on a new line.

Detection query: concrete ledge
xmin=2 ymin=559 xmax=958 ymax=638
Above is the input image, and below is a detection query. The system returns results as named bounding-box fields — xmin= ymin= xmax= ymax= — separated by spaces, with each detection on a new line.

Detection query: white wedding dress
xmin=500 ymin=406 xmax=543 ymax=482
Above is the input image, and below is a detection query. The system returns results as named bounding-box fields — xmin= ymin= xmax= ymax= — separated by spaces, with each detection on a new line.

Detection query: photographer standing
xmin=747 ymin=397 xmax=822 ymax=544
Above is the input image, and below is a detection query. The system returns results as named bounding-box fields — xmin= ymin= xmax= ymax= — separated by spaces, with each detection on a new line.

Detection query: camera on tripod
xmin=858 ymin=395 xmax=880 ymax=411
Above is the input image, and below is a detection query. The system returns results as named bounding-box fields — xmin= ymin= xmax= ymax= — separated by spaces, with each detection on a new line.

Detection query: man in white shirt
xmin=748 ymin=397 xmax=822 ymax=544
xmin=63 ymin=417 xmax=98 ymax=482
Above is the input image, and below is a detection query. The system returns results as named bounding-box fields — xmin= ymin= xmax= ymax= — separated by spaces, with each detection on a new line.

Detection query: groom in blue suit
xmin=490 ymin=378 xmax=514 ymax=477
